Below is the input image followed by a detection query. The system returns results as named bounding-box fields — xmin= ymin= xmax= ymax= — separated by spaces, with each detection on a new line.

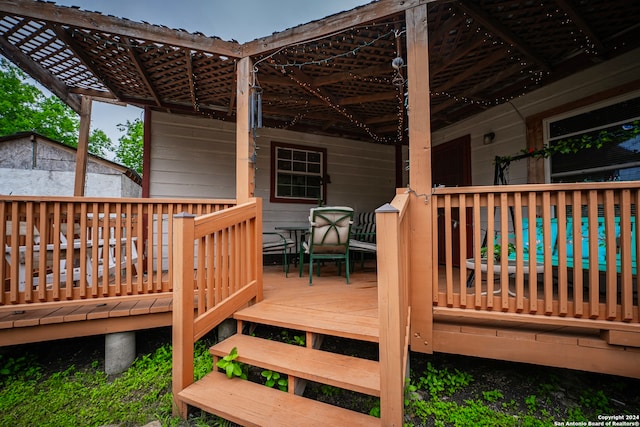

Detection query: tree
xmin=115 ymin=119 xmax=143 ymax=174
xmin=0 ymin=58 xmax=113 ymax=156
xmin=88 ymin=129 xmax=115 ymax=158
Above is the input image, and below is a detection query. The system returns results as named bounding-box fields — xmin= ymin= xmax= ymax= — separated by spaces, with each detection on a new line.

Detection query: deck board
xmin=179 ymin=371 xmax=380 ymax=427
xmin=210 ymin=334 xmax=380 ymax=396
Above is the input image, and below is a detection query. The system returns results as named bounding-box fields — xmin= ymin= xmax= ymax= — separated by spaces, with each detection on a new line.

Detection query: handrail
xmin=376 ymin=192 xmax=410 ymax=426
xmin=172 ymin=198 xmax=262 ymax=417
xmin=432 ymin=184 xmax=638 ymax=324
xmin=1 ymin=196 xmax=235 ymax=306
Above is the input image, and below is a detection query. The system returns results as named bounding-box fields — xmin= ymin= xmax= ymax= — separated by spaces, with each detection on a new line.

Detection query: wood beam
xmin=365 ymin=113 xmax=399 ymax=125
xmin=242 ymin=0 xmax=437 ymax=57
xmin=405 ymin=3 xmax=433 ymax=360
xmin=121 ymin=36 xmax=163 ymax=107
xmin=0 ymin=0 xmax=242 ymax=58
xmin=430 ymin=61 xmax=523 ymax=115
xmin=555 ymin=0 xmax=605 ymax=53
xmin=435 ymin=47 xmax=511 ymax=93
xmin=455 ymin=0 xmax=551 ymax=71
xmin=340 ymin=91 xmax=398 ymax=105
xmin=271 ymin=55 xmax=376 ymax=136
xmin=236 ymin=57 xmax=254 ymax=203
xmin=312 ymin=64 xmax=391 ymax=87
xmin=0 ymin=34 xmax=82 ymax=112
xmin=185 ymin=51 xmax=198 ymax=112
xmin=73 ymin=96 xmax=91 ymax=197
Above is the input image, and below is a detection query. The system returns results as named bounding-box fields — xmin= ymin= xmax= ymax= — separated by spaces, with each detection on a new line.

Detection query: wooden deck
xmin=2 ymin=262 xmax=639 ymax=379
xmin=0 ymin=272 xmax=174 ymax=346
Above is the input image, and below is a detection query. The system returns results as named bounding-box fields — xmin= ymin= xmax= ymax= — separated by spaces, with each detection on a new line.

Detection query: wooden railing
xmin=172 ymin=198 xmax=262 ymax=417
xmin=376 ymin=192 xmax=411 ymax=427
xmin=432 ymin=183 xmax=639 ymax=326
xmin=1 ymin=196 xmax=235 ymax=306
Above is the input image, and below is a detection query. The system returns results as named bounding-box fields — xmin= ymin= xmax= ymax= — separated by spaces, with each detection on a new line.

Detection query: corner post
xmin=406 ymin=4 xmax=434 ymax=354
xmin=376 ymin=203 xmax=404 ymax=426
xmin=236 ymin=56 xmax=255 ymax=204
xmin=73 ymin=95 xmax=92 ymax=196
xmin=172 ymin=212 xmax=196 ymax=417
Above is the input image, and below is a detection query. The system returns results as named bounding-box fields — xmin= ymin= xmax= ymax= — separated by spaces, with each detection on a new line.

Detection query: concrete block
xmin=105 ymin=331 xmax=136 ymax=374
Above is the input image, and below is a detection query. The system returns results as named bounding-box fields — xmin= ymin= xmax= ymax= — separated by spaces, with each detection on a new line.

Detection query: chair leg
xmin=308 ymin=255 xmax=314 ymax=286
xmin=345 ymin=256 xmax=350 ymax=284
xmin=282 ymin=249 xmax=289 ymax=277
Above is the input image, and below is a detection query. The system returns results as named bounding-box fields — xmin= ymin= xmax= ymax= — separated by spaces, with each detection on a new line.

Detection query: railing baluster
xmin=603 ymin=191 xmax=617 ymax=319
xmin=500 ymin=193 xmax=509 ymax=310
xmin=444 ymin=195 xmax=453 ymax=306
xmin=458 ymin=194 xmax=467 ymax=308
xmin=473 ymin=195 xmax=482 ymax=308
xmin=486 ymin=194 xmax=495 ymax=305
xmin=557 ymin=192 xmax=568 ymax=316
xmin=571 ymin=191 xmax=583 ymax=317
xmin=587 ymin=191 xmax=599 ymax=318
xmin=527 ymin=193 xmax=537 ymax=313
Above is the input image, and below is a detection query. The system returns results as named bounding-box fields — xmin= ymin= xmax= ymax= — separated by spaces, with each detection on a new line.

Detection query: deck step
xmin=178 ymin=370 xmax=381 ymax=427
xmin=234 ymin=301 xmax=379 ymax=342
xmin=210 ymin=334 xmax=380 ymax=396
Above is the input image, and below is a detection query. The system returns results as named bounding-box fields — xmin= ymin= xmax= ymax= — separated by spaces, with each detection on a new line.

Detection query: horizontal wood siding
xmin=431 ymin=48 xmax=640 ymax=186
xmin=149 ymin=111 xmax=397 ymax=232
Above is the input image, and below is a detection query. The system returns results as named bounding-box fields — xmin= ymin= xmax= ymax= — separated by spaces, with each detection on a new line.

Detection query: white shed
xmin=0 ymin=132 xmax=141 ymax=198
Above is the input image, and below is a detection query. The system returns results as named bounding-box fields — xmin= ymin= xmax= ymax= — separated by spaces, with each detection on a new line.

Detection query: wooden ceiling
xmin=1 ymin=0 xmax=639 ymax=145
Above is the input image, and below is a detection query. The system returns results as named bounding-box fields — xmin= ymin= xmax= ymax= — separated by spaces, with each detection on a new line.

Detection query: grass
xmin=0 ymin=340 xmax=222 ymax=427
xmin=1 ymin=331 xmax=638 ymax=427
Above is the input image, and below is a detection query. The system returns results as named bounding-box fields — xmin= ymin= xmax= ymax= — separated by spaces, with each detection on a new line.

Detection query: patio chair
xmin=299 ymin=206 xmax=354 ymax=285
xmin=349 ymin=211 xmax=377 ymax=270
xmin=262 ymin=232 xmax=296 ymax=276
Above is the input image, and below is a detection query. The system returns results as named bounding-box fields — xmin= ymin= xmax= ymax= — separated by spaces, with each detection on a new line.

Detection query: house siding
xmin=149 ymin=110 xmax=397 ymax=231
xmin=431 ymin=48 xmax=640 ymax=186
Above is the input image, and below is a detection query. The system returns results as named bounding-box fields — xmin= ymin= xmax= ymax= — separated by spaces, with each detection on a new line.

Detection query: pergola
xmin=1 ymin=0 xmax=638 ymax=143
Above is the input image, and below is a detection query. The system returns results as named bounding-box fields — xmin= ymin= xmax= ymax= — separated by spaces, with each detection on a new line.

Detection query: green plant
xmin=416 ymin=362 xmax=474 ymax=397
xmin=482 ymin=389 xmax=503 ymax=403
xmin=279 ymin=330 xmax=305 ymax=346
xmin=261 ymin=370 xmax=287 ymax=391
xmin=0 ymin=354 xmax=41 ymax=384
xmin=320 ymin=384 xmax=341 ymax=397
xmin=369 ymin=402 xmax=380 ymax=418
xmin=481 ymin=242 xmax=516 ymax=261
xmin=215 ymin=347 xmax=247 ymax=379
xmin=579 ymin=389 xmax=611 ymax=414
xmin=525 ymin=394 xmax=538 ymax=414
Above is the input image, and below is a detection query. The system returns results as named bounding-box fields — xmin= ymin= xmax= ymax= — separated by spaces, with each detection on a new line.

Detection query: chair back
xmin=308 ymin=207 xmax=354 ymax=254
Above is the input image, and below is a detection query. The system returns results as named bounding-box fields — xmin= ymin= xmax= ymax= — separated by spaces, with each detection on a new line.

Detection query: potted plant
xmin=480 ymin=242 xmax=516 ymax=261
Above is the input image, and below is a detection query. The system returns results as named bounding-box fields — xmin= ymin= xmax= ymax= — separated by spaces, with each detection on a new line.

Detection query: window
xmin=547 ymin=93 xmax=640 ymax=183
xmin=270 ymin=142 xmax=326 ymax=204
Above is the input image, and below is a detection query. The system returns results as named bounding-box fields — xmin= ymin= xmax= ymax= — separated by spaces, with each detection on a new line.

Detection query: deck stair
xmin=177 ymin=301 xmax=382 ymax=426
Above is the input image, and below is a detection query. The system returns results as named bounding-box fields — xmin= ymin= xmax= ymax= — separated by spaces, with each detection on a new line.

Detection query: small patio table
xmin=274 ymin=225 xmax=309 ymax=265
xmin=465 ymin=258 xmax=544 ymax=296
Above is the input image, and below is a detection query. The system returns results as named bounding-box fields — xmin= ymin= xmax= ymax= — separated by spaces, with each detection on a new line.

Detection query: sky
xmin=39 ymin=0 xmax=371 ymax=154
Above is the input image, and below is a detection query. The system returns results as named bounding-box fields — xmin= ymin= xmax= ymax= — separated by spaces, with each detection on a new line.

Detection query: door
xmin=432 ymin=135 xmax=472 ymax=265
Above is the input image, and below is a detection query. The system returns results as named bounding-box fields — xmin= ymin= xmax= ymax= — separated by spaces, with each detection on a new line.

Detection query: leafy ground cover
xmin=1 ymin=326 xmax=638 ymax=427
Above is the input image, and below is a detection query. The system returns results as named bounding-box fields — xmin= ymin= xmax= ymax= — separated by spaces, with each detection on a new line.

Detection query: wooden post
xmin=406 ymin=4 xmax=433 ymax=354
xmin=73 ymin=96 xmax=92 ymax=196
xmin=172 ymin=212 xmax=196 ymax=417
xmin=236 ymin=57 xmax=255 ymax=204
xmin=376 ymin=203 xmax=404 ymax=427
